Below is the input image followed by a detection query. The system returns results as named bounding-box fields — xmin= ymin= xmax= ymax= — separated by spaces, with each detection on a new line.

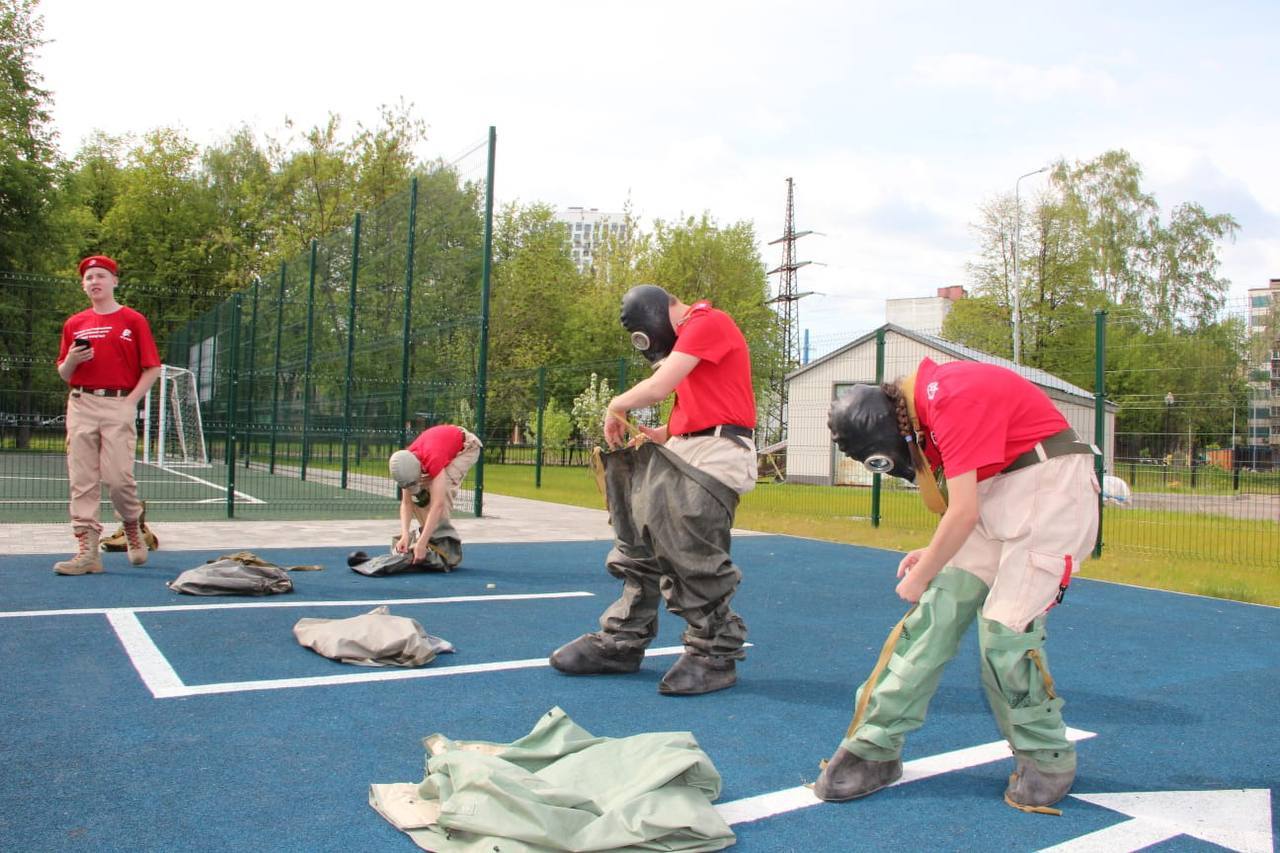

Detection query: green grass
xmin=1113 ymin=461 xmax=1278 ymax=496
xmin=477 ymin=462 xmax=1280 ymax=608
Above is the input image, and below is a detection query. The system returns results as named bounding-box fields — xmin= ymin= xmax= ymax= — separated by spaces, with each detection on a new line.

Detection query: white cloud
xmin=911 ymin=53 xmax=1121 ymax=102
xmin=30 ymin=0 xmax=1278 ymax=342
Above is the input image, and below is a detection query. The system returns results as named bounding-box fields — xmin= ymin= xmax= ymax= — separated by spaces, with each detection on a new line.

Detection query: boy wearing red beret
xmin=53 ymin=256 xmax=162 ymax=574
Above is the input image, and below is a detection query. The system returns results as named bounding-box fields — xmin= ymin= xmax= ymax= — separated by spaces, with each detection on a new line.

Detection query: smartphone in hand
xmin=73 ymin=338 xmax=91 ymax=350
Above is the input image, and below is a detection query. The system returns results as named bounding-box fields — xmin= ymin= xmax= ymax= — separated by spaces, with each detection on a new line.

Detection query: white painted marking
xmin=151 ymin=465 xmax=265 ymax=504
xmin=155 ymin=645 xmax=697 ymax=699
xmin=0 ymin=591 xmax=596 ymax=619
xmin=104 ymin=609 xmax=185 ymax=697
xmin=92 ymin=594 xmax=738 ymax=700
xmin=716 ymin=728 xmax=1097 ymax=826
xmin=0 ymin=499 xmax=260 ymax=505
xmin=1042 ymin=789 xmax=1274 ymax=853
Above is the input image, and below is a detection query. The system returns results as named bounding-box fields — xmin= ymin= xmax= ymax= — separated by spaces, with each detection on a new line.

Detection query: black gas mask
xmin=620 ymin=284 xmax=676 ymax=368
xmin=828 ymin=384 xmax=915 ymax=481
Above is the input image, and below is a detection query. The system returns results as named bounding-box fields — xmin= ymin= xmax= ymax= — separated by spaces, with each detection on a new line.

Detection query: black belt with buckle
xmin=1002 ymin=428 xmax=1094 ymax=474
xmin=71 ymin=387 xmax=128 ymax=398
xmin=676 ymin=424 xmax=755 ymax=448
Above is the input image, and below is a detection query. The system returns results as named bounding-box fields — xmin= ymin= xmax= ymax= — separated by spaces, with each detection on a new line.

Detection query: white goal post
xmin=141 ymin=365 xmax=209 ymax=467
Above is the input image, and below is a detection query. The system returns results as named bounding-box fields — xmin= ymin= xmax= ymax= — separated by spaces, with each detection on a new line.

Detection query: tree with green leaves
xmin=948 ymin=148 xmax=1245 ymax=456
xmin=0 ymin=0 xmax=71 ymax=446
xmin=0 ymin=0 xmax=58 ymax=272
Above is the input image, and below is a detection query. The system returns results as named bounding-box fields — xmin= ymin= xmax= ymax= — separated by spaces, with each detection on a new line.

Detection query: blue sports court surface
xmin=1 ymin=531 xmax=1275 ymax=851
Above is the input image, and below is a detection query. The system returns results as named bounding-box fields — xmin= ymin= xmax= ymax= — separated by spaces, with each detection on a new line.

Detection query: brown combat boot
xmin=54 ymin=528 xmax=104 ymax=575
xmin=122 ymin=518 xmax=148 ymax=566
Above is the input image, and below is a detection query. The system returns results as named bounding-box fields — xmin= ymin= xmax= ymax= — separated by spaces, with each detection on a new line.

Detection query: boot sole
xmin=813 ymin=765 xmax=903 ymax=802
xmin=658 ymin=674 xmax=737 ymax=696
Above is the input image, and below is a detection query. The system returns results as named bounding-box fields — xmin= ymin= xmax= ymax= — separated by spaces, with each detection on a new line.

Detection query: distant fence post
xmin=1094 ymin=309 xmax=1107 ymax=558
xmin=535 ymin=366 xmax=546 ymax=488
xmin=244 ymin=276 xmax=260 ymax=468
xmin=397 ymin=177 xmax=417 ymax=497
xmin=225 ymin=294 xmax=243 ymax=518
xmin=301 ymin=239 xmax=318 ymax=481
xmin=472 ymin=126 xmax=496 ymax=518
xmin=871 ymin=327 xmax=885 ymax=528
xmin=269 ymin=261 xmax=286 ymax=473
xmin=341 ymin=212 xmax=361 ymax=490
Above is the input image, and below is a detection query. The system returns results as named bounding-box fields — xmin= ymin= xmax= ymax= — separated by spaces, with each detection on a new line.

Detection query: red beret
xmin=78 ymin=255 xmax=119 ymax=276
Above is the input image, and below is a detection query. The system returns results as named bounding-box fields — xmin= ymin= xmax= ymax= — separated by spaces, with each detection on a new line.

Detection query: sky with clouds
xmin=34 ymin=0 xmax=1279 ymax=342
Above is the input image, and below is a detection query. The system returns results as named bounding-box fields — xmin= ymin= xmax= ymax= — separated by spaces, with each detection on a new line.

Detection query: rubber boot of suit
xmin=816 ymin=567 xmax=987 ymax=801
xmin=979 ymin=615 xmax=1076 ymax=808
xmin=550 ymin=443 xmax=747 ymax=684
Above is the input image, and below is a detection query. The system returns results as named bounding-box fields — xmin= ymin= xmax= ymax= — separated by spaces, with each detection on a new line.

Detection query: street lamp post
xmin=1012 ymin=165 xmax=1050 ymax=365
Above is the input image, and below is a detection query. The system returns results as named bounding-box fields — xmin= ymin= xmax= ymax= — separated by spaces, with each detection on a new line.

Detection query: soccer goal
xmin=141 ymin=365 xmax=209 ymax=467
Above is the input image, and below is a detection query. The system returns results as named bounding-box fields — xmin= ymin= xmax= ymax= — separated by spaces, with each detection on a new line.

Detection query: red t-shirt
xmin=667 ymin=301 xmax=756 ymax=436
xmin=913 ymin=357 xmax=1068 ymax=481
xmin=59 ymin=306 xmax=161 ymax=390
xmin=407 ymin=425 xmax=466 ymax=478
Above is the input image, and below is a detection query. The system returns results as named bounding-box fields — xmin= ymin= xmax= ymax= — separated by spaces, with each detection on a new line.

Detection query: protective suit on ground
xmin=350 ymin=520 xmax=463 ymax=576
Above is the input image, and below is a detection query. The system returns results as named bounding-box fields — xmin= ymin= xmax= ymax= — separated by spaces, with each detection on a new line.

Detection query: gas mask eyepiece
xmin=862 ymin=453 xmax=895 ymax=475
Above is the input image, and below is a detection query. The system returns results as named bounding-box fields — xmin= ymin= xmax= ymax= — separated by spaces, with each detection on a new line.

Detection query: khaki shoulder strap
xmin=898 ymin=373 xmax=948 ymax=515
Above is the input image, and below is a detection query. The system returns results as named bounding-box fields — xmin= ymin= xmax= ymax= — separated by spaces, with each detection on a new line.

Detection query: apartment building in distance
xmin=1245 ymin=278 xmax=1280 ymax=469
xmin=556 ymin=207 xmax=627 ymax=271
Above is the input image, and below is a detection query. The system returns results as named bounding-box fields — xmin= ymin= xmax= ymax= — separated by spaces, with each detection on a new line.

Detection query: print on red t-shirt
xmin=913 ymin=357 xmax=1068 ymax=481
xmin=59 ymin=306 xmax=161 ymax=390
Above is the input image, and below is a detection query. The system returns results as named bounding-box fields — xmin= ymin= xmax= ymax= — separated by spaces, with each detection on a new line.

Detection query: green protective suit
xmin=369 ymin=706 xmax=736 ymax=853
xmin=842 ymin=567 xmax=1073 ymax=773
xmin=841 ymin=567 xmax=987 ymax=761
xmin=589 ymin=442 xmax=747 ymax=660
xmin=979 ymin=615 xmax=1075 ymax=773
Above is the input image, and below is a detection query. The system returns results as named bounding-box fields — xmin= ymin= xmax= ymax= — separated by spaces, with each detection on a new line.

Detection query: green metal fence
xmin=0 ymin=130 xmax=496 ymax=523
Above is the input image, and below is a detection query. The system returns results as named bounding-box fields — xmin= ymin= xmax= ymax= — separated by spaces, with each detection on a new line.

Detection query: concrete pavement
xmin=1 ymin=493 xmax=765 ymax=555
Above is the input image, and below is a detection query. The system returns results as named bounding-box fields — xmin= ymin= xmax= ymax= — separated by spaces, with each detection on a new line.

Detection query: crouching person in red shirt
xmin=388 ymin=424 xmax=482 ymax=565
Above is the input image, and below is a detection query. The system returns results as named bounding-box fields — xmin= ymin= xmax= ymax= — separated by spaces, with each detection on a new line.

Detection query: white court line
xmin=715 ymin=727 xmax=1097 ymax=826
xmin=104 ymin=609 xmax=187 ymax=697
xmin=0 ymin=499 xmax=264 ymax=505
xmin=0 ymin=591 xmax=596 ymax=619
xmin=145 ymin=645 xmax=697 ymax=698
xmin=151 ymin=465 xmax=265 ymax=504
xmin=1037 ymin=819 xmax=1184 ymax=853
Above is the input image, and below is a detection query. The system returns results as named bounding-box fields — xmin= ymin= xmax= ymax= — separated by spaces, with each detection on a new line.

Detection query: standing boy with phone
xmin=54 ymin=255 xmax=162 ymax=574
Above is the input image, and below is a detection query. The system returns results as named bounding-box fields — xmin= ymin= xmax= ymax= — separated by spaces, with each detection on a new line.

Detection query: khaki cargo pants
xmin=65 ymin=392 xmax=142 ymax=533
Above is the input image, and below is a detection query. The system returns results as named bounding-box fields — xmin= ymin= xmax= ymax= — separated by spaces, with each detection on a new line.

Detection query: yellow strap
xmin=589 ymin=446 xmax=609 ymax=511
xmin=1004 ymin=790 xmax=1063 ymax=816
xmin=844 ymin=606 xmax=915 ymax=740
xmin=606 ymin=408 xmax=649 ymax=443
xmin=1027 ymin=649 xmax=1058 ymax=700
xmin=898 ymin=373 xmax=948 ymax=515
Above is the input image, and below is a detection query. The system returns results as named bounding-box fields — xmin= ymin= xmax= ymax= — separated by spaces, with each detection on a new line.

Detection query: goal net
xmin=141 ymin=365 xmax=209 ymax=467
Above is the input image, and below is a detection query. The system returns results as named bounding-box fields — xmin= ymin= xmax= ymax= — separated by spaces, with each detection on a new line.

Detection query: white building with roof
xmin=783 ymin=323 xmax=1117 ymax=486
